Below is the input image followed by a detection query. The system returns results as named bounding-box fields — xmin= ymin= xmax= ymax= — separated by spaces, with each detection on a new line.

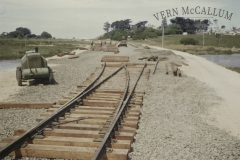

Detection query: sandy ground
xmin=0 ymin=69 xmax=21 ymax=101
xmin=149 ymin=45 xmax=240 ymax=139
xmin=0 ymin=49 xmax=87 ymax=102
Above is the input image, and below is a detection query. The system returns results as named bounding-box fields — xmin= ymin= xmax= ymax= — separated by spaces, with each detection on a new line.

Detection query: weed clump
xmin=180 ymin=38 xmax=198 ymax=45
xmin=223 ymin=50 xmax=232 ymax=54
xmin=206 ymin=47 xmax=215 ymax=51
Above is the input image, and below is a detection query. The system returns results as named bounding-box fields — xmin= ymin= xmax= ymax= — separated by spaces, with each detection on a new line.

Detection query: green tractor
xmin=16 ymin=49 xmax=54 ymax=86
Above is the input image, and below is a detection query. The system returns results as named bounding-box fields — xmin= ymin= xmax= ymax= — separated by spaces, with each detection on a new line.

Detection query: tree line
xmin=170 ymin=17 xmax=210 ymax=34
xmin=103 ymin=19 xmax=148 ymax=32
xmin=102 ymin=19 xmax=156 ymax=40
xmin=1 ymin=27 xmax=52 ymax=39
xmin=101 ymin=18 xmax=213 ymax=41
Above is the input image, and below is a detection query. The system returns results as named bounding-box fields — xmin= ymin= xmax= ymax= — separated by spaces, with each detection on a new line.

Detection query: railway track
xmin=0 ymin=62 xmax=150 ymax=160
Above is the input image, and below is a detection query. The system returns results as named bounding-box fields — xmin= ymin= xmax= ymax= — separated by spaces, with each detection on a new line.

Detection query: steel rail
xmin=110 ymin=65 xmax=130 ymax=126
xmin=117 ymin=66 xmax=130 ymax=113
xmin=91 ymin=63 xmax=146 ymax=160
xmin=0 ymin=63 xmax=126 ymax=159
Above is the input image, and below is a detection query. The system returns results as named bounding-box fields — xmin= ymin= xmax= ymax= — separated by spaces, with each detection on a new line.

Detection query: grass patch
xmin=0 ymin=38 xmax=90 ymax=60
xmin=132 ymin=34 xmax=240 ymax=55
xmin=227 ymin=67 xmax=240 ymax=74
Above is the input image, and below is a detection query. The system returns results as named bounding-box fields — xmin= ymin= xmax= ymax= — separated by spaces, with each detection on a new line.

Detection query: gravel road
xmin=1 ymin=44 xmax=240 ymax=160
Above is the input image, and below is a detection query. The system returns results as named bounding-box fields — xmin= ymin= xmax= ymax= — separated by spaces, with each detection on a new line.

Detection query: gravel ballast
xmin=128 ymin=49 xmax=240 ymax=159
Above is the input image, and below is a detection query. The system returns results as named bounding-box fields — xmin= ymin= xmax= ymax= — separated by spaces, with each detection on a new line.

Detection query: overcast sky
xmin=0 ymin=0 xmax=239 ymax=39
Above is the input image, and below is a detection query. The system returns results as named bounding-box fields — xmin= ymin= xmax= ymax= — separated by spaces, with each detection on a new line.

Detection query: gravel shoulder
xmin=150 ymin=45 xmax=240 ymax=139
xmin=129 ymin=44 xmax=240 ymax=159
xmin=129 ymin=59 xmax=240 ymax=159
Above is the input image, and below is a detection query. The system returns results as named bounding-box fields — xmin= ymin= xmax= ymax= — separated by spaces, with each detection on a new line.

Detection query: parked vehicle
xmin=118 ymin=40 xmax=127 ymax=47
xmin=16 ymin=48 xmax=54 ymax=86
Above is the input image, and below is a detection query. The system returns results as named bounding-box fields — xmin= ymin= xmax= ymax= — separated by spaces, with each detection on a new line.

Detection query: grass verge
xmin=227 ymin=67 xmax=240 ymax=74
xmin=0 ymin=38 xmax=90 ymax=60
xmin=132 ymin=34 xmax=240 ymax=55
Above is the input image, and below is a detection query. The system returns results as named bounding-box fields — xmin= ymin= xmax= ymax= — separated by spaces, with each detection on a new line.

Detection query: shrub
xmin=40 ymin=31 xmax=52 ymax=39
xmin=112 ymin=31 xmax=123 ymax=41
xmin=165 ymin=24 xmax=183 ymax=34
xmin=180 ymin=38 xmax=198 ymax=45
xmin=132 ymin=35 xmax=142 ymax=40
xmin=155 ymin=30 xmax=162 ymax=36
xmin=206 ymin=47 xmax=215 ymax=51
xmin=164 ymin=28 xmax=174 ymax=35
xmin=223 ymin=50 xmax=232 ymax=55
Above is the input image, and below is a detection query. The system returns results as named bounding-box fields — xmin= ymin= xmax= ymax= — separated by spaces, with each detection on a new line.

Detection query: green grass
xmin=227 ymin=67 xmax=240 ymax=74
xmin=145 ymin=34 xmax=240 ymax=48
xmin=0 ymin=38 xmax=90 ymax=60
xmin=132 ymin=34 xmax=240 ymax=55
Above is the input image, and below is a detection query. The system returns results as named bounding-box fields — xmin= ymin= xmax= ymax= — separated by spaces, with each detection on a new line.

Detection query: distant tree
xmin=16 ymin=27 xmax=31 ymax=37
xmin=164 ymin=24 xmax=183 ymax=34
xmin=1 ymin=32 xmax=8 ymax=36
xmin=233 ymin=27 xmax=236 ymax=31
xmin=40 ymin=31 xmax=52 ymax=38
xmin=194 ymin=19 xmax=210 ymax=32
xmin=162 ymin=17 xmax=167 ymax=28
xmin=221 ymin=25 xmax=226 ymax=30
xmin=26 ymin=34 xmax=37 ymax=38
xmin=134 ymin=21 xmax=148 ymax=28
xmin=103 ymin=21 xmax=111 ymax=32
xmin=8 ymin=31 xmax=22 ymax=38
xmin=170 ymin=17 xmax=208 ymax=34
xmin=124 ymin=19 xmax=132 ymax=29
xmin=180 ymin=38 xmax=198 ymax=45
xmin=111 ymin=19 xmax=132 ymax=30
xmin=170 ymin=17 xmax=195 ymax=33
xmin=200 ymin=19 xmax=210 ymax=31
xmin=112 ymin=30 xmax=122 ymax=40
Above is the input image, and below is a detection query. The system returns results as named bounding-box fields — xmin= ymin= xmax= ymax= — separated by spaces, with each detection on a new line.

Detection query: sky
xmin=0 ymin=0 xmax=239 ymax=39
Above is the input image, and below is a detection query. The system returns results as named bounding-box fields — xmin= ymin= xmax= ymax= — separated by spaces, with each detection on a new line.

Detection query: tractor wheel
xmin=16 ymin=69 xmax=22 ymax=86
xmin=49 ymin=73 xmax=54 ymax=84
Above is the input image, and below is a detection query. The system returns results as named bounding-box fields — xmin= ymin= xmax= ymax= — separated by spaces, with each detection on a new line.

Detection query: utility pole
xmin=203 ymin=30 xmax=204 ymax=46
xmin=162 ymin=21 xmax=164 ymax=48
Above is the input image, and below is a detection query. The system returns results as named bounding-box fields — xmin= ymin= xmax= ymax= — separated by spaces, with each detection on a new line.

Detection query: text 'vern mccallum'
xmin=153 ymin=6 xmax=233 ymax=20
